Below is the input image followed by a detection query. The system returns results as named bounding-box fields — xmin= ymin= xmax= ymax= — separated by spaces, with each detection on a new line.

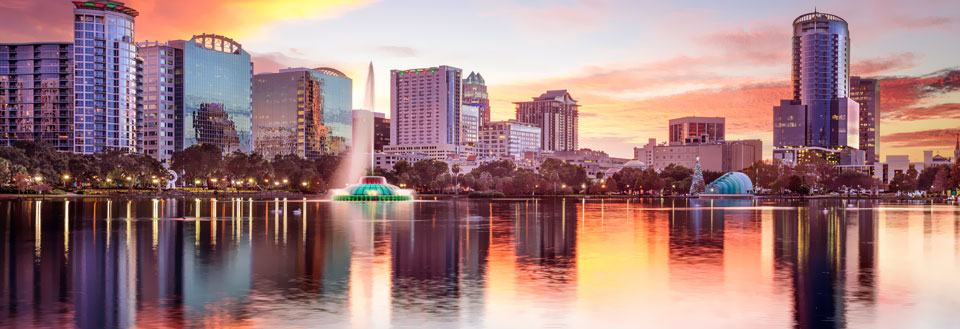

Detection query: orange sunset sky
xmin=2 ymin=0 xmax=958 ymax=159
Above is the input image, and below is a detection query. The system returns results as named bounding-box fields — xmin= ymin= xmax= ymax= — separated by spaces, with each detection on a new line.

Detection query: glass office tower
xmin=72 ymin=1 xmax=140 ymax=154
xmin=172 ymin=34 xmax=253 ymax=153
xmin=311 ymin=67 xmax=353 ymax=154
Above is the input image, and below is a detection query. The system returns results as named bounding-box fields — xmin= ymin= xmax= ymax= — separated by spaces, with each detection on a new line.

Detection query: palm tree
xmin=452 ymin=164 xmax=461 ymax=195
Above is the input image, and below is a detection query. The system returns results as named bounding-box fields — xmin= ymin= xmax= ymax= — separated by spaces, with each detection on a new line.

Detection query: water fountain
xmin=332 ymin=62 xmax=414 ymax=201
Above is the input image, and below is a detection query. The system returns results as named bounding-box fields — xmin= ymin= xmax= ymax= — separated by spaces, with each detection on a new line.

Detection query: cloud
xmin=0 ymin=0 xmax=379 ymax=43
xmin=375 ymin=46 xmax=418 ymax=57
xmin=879 ymin=69 xmax=960 ymax=121
xmin=881 ymin=128 xmax=960 ymax=148
xmin=851 ymin=53 xmax=919 ymax=76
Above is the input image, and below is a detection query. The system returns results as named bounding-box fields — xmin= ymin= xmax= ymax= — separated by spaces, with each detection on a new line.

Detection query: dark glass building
xmin=311 ymin=67 xmax=353 ymax=154
xmin=0 ymin=43 xmax=75 ymax=151
xmin=252 ymin=69 xmax=324 ymax=159
xmin=773 ymin=12 xmax=861 ymax=164
xmin=850 ymin=76 xmax=878 ymax=164
xmin=172 ymin=34 xmax=253 ymax=154
xmin=374 ymin=112 xmax=389 ymax=152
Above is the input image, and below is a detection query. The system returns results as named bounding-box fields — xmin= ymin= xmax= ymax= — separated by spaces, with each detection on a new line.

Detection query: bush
xmin=50 ymin=189 xmax=67 ymax=195
xmin=468 ymin=191 xmax=505 ymax=198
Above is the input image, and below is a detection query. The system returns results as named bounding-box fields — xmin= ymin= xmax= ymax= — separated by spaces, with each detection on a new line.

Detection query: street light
xmin=301 ymin=182 xmax=308 ymax=187
xmin=282 ymin=179 xmax=289 ymax=184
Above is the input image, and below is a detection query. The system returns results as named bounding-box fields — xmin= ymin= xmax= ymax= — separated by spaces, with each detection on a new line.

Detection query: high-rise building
xmin=479 ymin=120 xmax=541 ymax=160
xmin=73 ymin=1 xmax=141 ymax=154
xmin=515 ymin=90 xmax=579 ymax=152
xmin=0 ymin=43 xmax=75 ymax=151
xmin=388 ymin=65 xmax=462 ymax=149
xmin=138 ymin=34 xmax=253 ymax=156
xmin=373 ymin=112 xmax=389 ymax=152
xmin=772 ymin=11 xmax=860 ymax=164
xmin=171 ymin=34 xmax=253 ymax=154
xmin=461 ymin=105 xmax=480 ymax=146
xmin=850 ymin=76 xmax=879 ymax=164
xmin=136 ymin=41 xmax=180 ymax=162
xmin=311 ymin=67 xmax=353 ymax=154
xmin=463 ymin=72 xmax=490 ymax=125
xmin=252 ymin=69 xmax=324 ymax=159
xmin=669 ymin=117 xmax=725 ymax=146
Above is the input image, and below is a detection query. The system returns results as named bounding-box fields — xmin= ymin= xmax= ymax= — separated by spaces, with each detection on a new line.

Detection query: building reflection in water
xmin=1 ymin=197 xmax=956 ymax=327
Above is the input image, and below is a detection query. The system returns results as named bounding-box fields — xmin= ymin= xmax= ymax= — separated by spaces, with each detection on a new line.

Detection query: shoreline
xmin=2 ymin=192 xmax=955 ymax=202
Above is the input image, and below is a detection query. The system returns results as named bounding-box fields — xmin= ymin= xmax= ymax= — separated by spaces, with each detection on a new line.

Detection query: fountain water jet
xmin=331 ymin=62 xmax=414 ymax=201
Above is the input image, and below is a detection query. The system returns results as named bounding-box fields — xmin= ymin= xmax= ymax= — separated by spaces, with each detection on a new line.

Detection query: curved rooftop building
xmin=705 ymin=172 xmax=753 ymax=195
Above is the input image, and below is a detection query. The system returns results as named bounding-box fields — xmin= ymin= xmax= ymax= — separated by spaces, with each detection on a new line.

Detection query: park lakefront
xmin=2 ymin=142 xmax=959 ymax=200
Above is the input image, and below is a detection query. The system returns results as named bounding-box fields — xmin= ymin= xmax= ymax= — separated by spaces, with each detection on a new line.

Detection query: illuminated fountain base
xmin=331 ymin=176 xmax=414 ymax=201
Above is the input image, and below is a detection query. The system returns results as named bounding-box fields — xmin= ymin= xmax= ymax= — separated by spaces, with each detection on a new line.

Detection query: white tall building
xmin=386 ymin=65 xmax=462 ymax=158
xmin=137 ymin=41 xmax=178 ymax=162
xmin=389 ymin=65 xmax=462 ymax=147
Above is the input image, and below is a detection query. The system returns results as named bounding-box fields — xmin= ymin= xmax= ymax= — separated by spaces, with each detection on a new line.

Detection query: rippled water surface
xmin=2 ymin=197 xmax=960 ymax=328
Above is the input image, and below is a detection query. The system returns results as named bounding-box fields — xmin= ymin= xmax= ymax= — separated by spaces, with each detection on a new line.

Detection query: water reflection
xmin=1 ymin=198 xmax=959 ymax=328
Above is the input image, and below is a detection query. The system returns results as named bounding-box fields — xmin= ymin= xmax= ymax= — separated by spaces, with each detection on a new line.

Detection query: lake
xmin=1 ymin=197 xmax=959 ymax=328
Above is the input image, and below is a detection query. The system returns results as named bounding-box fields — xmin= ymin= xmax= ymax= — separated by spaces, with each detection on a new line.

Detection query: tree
xmin=604 ymin=177 xmax=620 ymax=194
xmin=659 ymin=164 xmax=693 ymax=183
xmin=903 ymin=167 xmax=919 ymax=192
xmin=635 ymin=168 xmax=665 ymax=195
xmin=787 ymin=175 xmax=805 ymax=194
xmin=411 ymin=159 xmax=448 ymax=192
xmin=918 ymin=165 xmax=948 ymax=191
xmin=451 ymin=164 xmax=461 ymax=194
xmin=932 ymin=168 xmax=949 ymax=194
xmin=611 ymin=167 xmax=642 ymax=194
xmin=888 ymin=172 xmax=906 ymax=193
xmin=171 ymin=144 xmax=223 ymax=185
xmin=948 ymin=161 xmax=960 ymax=190
xmin=833 ymin=170 xmax=874 ymax=192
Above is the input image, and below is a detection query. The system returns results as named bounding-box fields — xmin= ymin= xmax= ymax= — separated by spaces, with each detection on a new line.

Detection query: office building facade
xmin=669 ymin=116 xmax=725 ymax=146
xmin=515 ymin=90 xmax=578 ymax=152
xmin=773 ymin=11 xmax=860 ymax=164
xmin=374 ymin=112 xmax=389 ymax=152
xmin=311 ymin=67 xmax=352 ymax=154
xmin=252 ymin=69 xmax=324 ymax=159
xmin=461 ymin=104 xmax=480 ymax=146
xmin=136 ymin=41 xmax=179 ymax=162
xmin=73 ymin=1 xmax=141 ymax=154
xmin=389 ymin=65 xmax=462 ymax=149
xmin=0 ymin=43 xmax=75 ymax=151
xmin=850 ymin=76 xmax=878 ymax=164
xmin=479 ymin=120 xmax=541 ymax=160
xmin=173 ymin=34 xmax=253 ymax=154
xmin=463 ymin=71 xmax=490 ymax=125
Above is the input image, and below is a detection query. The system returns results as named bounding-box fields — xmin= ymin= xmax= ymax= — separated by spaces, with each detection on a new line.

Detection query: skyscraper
xmin=850 ymin=76 xmax=879 ymax=164
xmin=311 ymin=67 xmax=353 ymax=153
xmin=515 ymin=90 xmax=579 ymax=152
xmin=773 ymin=11 xmax=860 ymax=164
xmin=373 ymin=112 xmax=389 ymax=152
xmin=172 ymin=34 xmax=253 ymax=154
xmin=389 ymin=65 xmax=462 ymax=149
xmin=252 ymin=69 xmax=324 ymax=159
xmin=0 ymin=43 xmax=75 ymax=151
xmin=463 ymin=72 xmax=490 ymax=125
xmin=136 ymin=41 xmax=180 ymax=162
xmin=73 ymin=1 xmax=141 ymax=154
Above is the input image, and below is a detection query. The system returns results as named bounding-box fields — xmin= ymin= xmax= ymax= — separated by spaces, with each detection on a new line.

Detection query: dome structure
xmin=705 ymin=172 xmax=754 ymax=195
xmin=332 ymin=176 xmax=414 ymax=201
xmin=622 ymin=159 xmax=647 ymax=169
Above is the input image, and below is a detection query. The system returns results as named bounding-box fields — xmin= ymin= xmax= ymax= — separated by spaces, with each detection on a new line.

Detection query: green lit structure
xmin=704 ymin=172 xmax=754 ymax=195
xmin=331 ymin=176 xmax=414 ymax=201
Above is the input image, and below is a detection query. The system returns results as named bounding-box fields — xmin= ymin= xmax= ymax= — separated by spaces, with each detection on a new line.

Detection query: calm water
xmin=1 ymin=197 xmax=959 ymax=328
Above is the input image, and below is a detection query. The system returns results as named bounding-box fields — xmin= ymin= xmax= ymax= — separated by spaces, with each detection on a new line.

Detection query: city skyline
xmin=1 ymin=0 xmax=958 ymax=160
